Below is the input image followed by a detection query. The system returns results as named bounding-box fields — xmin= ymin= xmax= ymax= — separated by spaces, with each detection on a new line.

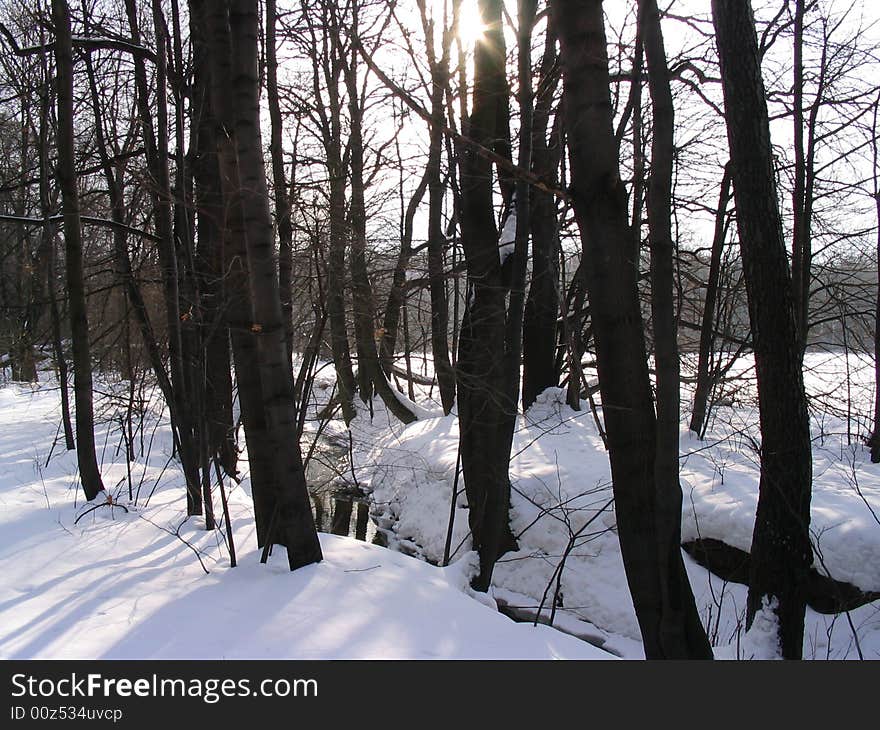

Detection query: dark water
xmin=304 ymin=435 xmax=378 ymax=543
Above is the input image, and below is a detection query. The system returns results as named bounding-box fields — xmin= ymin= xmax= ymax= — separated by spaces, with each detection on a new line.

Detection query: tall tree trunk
xmin=712 ymin=0 xmax=813 ymax=660
xmin=209 ymin=0 xmax=322 ymax=569
xmin=552 ymin=0 xmax=712 ymax=658
xmin=457 ymin=0 xmax=519 ymax=592
xmin=640 ymin=0 xmax=710 ymax=659
xmin=503 ymin=0 xmax=537 ymax=422
xmin=379 ymin=164 xmax=428 ymax=375
xmin=690 ymin=163 xmax=732 ymax=437
xmin=12 ymin=101 xmax=38 ymax=383
xmin=416 ymin=0 xmax=456 ymax=415
xmin=52 ymin=0 xmax=104 ymax=501
xmin=265 ymin=0 xmax=295 ymax=377
xmin=522 ymin=23 xmax=562 ymax=410
xmin=37 ymin=52 xmax=74 ymax=451
xmin=190 ymin=0 xmax=237 ymax=478
xmin=870 ymin=93 xmax=880 ymax=463
xmin=871 ymin=186 xmax=880 ymax=463
xmin=791 ymin=0 xmax=808 ymax=352
xmin=169 ymin=0 xmax=203 ymax=470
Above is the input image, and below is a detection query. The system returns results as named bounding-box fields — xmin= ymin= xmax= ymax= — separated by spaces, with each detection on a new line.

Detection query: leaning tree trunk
xmin=552 ymin=0 xmax=712 ymax=658
xmin=690 ymin=163 xmax=732 ymax=437
xmin=52 ymin=0 xmax=104 ymax=501
xmin=343 ymin=26 xmax=416 ymax=425
xmin=712 ymin=0 xmax=813 ymax=660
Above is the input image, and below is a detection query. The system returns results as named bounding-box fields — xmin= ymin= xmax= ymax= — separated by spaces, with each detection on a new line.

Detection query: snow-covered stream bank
xmin=0 ymin=377 xmax=609 ymax=659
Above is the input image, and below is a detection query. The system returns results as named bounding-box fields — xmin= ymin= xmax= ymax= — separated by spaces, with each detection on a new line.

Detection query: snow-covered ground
xmin=360 ymin=351 xmax=880 ymax=659
xmin=1 ymin=349 xmax=879 ymax=659
xmin=0 ymin=373 xmax=607 ymax=660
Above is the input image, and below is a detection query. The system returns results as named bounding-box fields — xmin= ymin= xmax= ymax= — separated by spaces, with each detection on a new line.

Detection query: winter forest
xmin=0 ymin=0 xmax=879 ymax=663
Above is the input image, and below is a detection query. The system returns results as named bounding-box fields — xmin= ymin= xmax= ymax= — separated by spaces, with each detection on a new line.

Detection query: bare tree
xmin=52 ymin=0 xmax=104 ymax=501
xmin=204 ymin=0 xmax=322 ymax=569
xmin=552 ymin=0 xmax=712 ymax=658
xmin=712 ymin=0 xmax=813 ymax=659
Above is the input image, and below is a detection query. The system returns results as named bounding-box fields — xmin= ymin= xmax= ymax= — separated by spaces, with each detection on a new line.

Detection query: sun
xmin=456 ymin=0 xmax=488 ymax=46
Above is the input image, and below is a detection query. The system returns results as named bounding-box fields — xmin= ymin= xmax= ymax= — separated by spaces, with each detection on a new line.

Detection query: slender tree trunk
xmin=552 ymin=0 xmax=711 ymax=658
xmin=690 ymin=163 xmax=732 ymax=437
xmin=343 ymin=21 xmax=416 ymax=425
xmin=417 ymin=0 xmax=456 ymax=415
xmin=640 ymin=0 xmax=711 ymax=658
xmin=791 ymin=0 xmax=808 ymax=352
xmin=502 ymin=0 xmax=536 ymax=428
xmin=327 ymin=159 xmax=357 ymax=423
xmin=522 ymin=23 xmax=562 ymax=410
xmin=12 ymin=102 xmax=38 ymax=383
xmin=871 ymin=92 xmax=880 ymax=463
xmin=265 ymin=0 xmax=295 ymax=377
xmin=379 ymin=165 xmax=428 ymax=374
xmin=37 ymin=55 xmax=74 ymax=451
xmin=303 ymin=2 xmax=357 ymax=424
xmin=871 ymin=186 xmax=880 ymax=463
xmin=712 ymin=0 xmax=813 ymax=659
xmin=124 ymin=0 xmax=202 ymax=514
xmin=52 ymin=0 xmax=104 ymax=501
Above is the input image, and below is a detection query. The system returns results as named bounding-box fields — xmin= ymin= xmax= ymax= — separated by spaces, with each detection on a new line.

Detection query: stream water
xmin=304 ymin=433 xmax=378 ymax=544
xmin=301 ymin=427 xmax=608 ymax=652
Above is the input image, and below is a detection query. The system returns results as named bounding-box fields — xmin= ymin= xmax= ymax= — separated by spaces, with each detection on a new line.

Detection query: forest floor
xmin=1 ymin=350 xmax=879 ymax=659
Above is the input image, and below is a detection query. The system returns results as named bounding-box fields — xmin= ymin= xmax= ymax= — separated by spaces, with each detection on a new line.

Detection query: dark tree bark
xmin=52 ymin=0 xmax=104 ymax=501
xmin=552 ymin=0 xmax=711 ymax=658
xmin=265 ymin=0 xmax=295 ymax=376
xmin=871 ymin=93 xmax=880 ymax=463
xmin=456 ymin=0 xmax=519 ymax=592
xmin=203 ymin=0 xmax=276 ymax=544
xmin=11 ymin=103 xmax=39 ymax=384
xmin=522 ymin=24 xmax=562 ymax=411
xmin=190 ymin=0 xmax=237 ymax=479
xmin=208 ymin=0 xmax=322 ymax=570
xmin=640 ymin=0 xmax=711 ymax=660
xmin=37 ymin=52 xmax=74 ymax=451
xmin=379 ymin=165 xmax=428 ymax=376
xmin=871 ymin=184 xmax=880 ymax=463
xmin=416 ymin=0 xmax=456 ymax=415
xmin=46 ymin=230 xmax=74 ymax=452
xmin=502 ymin=0 xmax=536 ymax=417
xmin=791 ymin=0 xmax=808 ymax=351
xmin=712 ymin=0 xmax=813 ymax=659
xmin=791 ymin=1 xmax=826 ymax=358
xmin=690 ymin=163 xmax=732 ymax=437
xmin=124 ymin=0 xmax=202 ymax=515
